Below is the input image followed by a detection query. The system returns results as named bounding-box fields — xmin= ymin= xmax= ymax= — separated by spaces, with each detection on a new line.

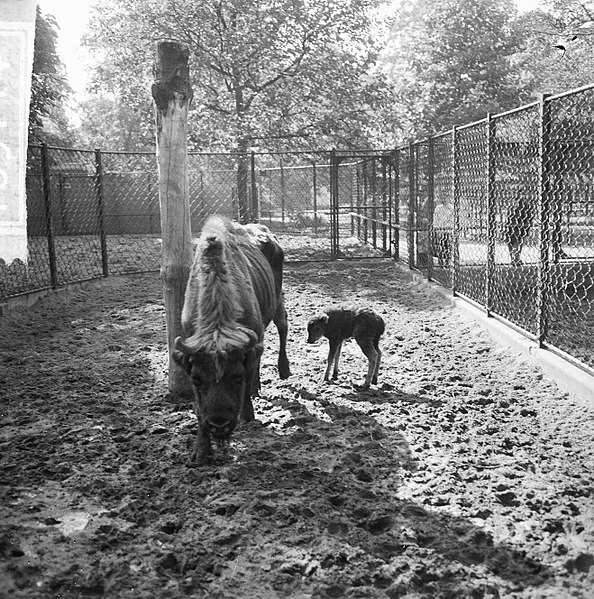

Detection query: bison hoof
xmin=186 ymin=455 xmax=210 ymax=467
xmin=188 ymin=443 xmax=212 ymax=466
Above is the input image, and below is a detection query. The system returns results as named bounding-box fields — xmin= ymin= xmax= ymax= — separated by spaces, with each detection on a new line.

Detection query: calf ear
xmin=172 ymin=350 xmax=191 ymax=373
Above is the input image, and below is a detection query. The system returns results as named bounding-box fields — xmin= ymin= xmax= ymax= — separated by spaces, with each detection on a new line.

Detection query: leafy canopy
xmin=82 ymin=0 xmax=394 ymax=151
xmin=382 ymin=0 xmax=533 ymax=140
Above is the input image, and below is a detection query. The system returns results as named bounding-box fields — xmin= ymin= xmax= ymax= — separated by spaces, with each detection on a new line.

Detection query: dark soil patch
xmin=1 ymin=260 xmax=593 ymax=598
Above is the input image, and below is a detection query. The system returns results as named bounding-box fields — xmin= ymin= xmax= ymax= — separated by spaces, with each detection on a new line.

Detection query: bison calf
xmin=307 ymin=304 xmax=385 ymax=388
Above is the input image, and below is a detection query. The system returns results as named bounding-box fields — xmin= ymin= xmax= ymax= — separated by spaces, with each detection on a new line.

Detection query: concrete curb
xmin=399 ymin=265 xmax=594 ymax=407
xmin=0 ymin=272 xmax=158 ymax=317
xmin=0 ymin=280 xmax=98 ymax=316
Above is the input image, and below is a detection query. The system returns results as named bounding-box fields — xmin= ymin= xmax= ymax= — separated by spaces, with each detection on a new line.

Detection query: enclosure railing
xmin=1 ymin=83 xmax=592 ymax=375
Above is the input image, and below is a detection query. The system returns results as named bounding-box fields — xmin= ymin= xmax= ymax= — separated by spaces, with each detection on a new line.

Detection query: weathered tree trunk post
xmin=152 ymin=41 xmax=194 ymax=397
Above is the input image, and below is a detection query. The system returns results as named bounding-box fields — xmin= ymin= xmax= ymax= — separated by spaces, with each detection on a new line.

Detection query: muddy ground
xmin=1 ymin=259 xmax=593 ymax=599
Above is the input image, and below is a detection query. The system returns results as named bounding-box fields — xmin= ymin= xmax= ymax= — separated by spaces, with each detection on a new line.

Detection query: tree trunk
xmin=233 ymin=78 xmax=251 ymax=224
xmin=152 ymin=41 xmax=194 ymax=398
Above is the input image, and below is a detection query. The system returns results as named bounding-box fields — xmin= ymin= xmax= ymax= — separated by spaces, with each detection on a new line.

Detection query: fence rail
xmin=1 ymin=84 xmax=593 ymax=374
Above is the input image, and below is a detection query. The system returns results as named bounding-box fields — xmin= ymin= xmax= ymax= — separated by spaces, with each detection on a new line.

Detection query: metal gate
xmin=330 ymin=150 xmax=398 ymax=259
xmin=250 ymin=150 xmax=398 ymax=261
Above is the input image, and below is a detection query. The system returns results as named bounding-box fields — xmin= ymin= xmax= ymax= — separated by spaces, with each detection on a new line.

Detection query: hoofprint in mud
xmin=1 ymin=259 xmax=593 ymax=598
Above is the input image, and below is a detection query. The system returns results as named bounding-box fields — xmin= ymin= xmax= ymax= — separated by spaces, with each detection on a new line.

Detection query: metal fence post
xmin=330 ymin=149 xmax=339 ymax=259
xmin=427 ymin=137 xmax=435 ymax=280
xmin=359 ymin=157 xmax=369 ymax=243
xmin=452 ymin=127 xmax=460 ymax=293
xmin=280 ymin=156 xmax=286 ymax=225
xmin=350 ymin=162 xmax=355 ymax=237
xmin=312 ymin=160 xmax=318 ymax=235
xmin=486 ymin=114 xmax=496 ymax=315
xmin=381 ymin=156 xmax=388 ymax=252
xmin=356 ymin=162 xmax=361 ymax=239
xmin=40 ymin=143 xmax=58 ymax=289
xmin=408 ymin=142 xmax=415 ymax=268
xmin=393 ymin=149 xmax=400 ymax=260
xmin=371 ymin=157 xmax=378 ymax=249
xmin=250 ymin=151 xmax=258 ymax=222
xmin=94 ymin=149 xmax=109 ymax=276
xmin=538 ymin=94 xmax=552 ymax=347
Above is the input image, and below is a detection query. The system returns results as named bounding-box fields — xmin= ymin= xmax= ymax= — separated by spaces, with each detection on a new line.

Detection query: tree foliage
xmin=512 ymin=0 xmax=594 ymax=96
xmin=382 ymin=0 xmax=533 ymax=140
xmin=81 ymin=0 xmax=394 ymax=152
xmin=29 ymin=7 xmax=71 ymax=144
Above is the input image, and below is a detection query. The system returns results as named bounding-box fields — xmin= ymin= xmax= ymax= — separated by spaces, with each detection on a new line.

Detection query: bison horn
xmin=174 ymin=336 xmax=191 ymax=353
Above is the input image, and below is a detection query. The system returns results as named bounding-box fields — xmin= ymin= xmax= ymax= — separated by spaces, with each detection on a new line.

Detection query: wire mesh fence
xmin=406 ymin=84 xmax=594 ymax=372
xmin=2 ymin=83 xmax=593 ymax=373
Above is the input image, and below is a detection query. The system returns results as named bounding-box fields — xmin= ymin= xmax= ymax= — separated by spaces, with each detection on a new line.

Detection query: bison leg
xmin=188 ymin=420 xmax=212 ymax=465
xmin=274 ymin=295 xmax=291 ymax=379
xmin=242 ymin=372 xmax=256 ymax=423
xmin=242 ymin=345 xmax=262 ymax=422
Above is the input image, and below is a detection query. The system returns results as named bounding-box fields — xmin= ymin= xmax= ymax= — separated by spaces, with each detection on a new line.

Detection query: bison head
xmin=172 ymin=334 xmax=261 ymax=454
xmin=307 ymin=313 xmax=328 ymax=344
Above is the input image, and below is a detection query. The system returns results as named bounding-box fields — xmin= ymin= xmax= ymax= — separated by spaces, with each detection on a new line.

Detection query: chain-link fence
xmin=2 ymin=83 xmax=593 ymax=373
xmin=405 ymin=84 xmax=594 ymax=372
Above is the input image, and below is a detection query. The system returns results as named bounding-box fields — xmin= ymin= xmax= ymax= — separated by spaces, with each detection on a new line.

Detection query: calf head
xmin=173 ymin=336 xmax=261 ymax=449
xmin=307 ymin=313 xmax=329 ymax=343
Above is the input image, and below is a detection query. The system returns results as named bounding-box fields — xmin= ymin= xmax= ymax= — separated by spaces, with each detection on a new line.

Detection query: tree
xmin=512 ymin=1 xmax=594 ymax=95
xmin=382 ymin=0 xmax=533 ymax=140
xmin=81 ymin=0 xmax=393 ymax=153
xmin=76 ymin=94 xmax=154 ymax=151
xmin=29 ymin=7 xmax=71 ymax=144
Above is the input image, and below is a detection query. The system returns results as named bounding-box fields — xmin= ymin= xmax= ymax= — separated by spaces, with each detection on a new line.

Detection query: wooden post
xmin=152 ymin=41 xmax=194 ymax=397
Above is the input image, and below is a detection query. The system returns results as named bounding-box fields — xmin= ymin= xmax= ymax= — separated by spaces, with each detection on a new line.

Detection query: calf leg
xmin=324 ymin=340 xmax=342 ymax=382
xmin=274 ymin=296 xmax=291 ymax=379
xmin=332 ymin=341 xmax=343 ymax=380
xmin=356 ymin=337 xmax=379 ymax=388
xmin=372 ymin=339 xmax=382 ymax=385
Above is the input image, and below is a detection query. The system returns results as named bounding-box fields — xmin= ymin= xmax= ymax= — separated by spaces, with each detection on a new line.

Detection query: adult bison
xmin=172 ymin=216 xmax=291 ymax=463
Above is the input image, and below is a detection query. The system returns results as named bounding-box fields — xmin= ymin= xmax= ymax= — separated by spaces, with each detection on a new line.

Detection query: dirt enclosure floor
xmin=1 ymin=260 xmax=594 ymax=599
